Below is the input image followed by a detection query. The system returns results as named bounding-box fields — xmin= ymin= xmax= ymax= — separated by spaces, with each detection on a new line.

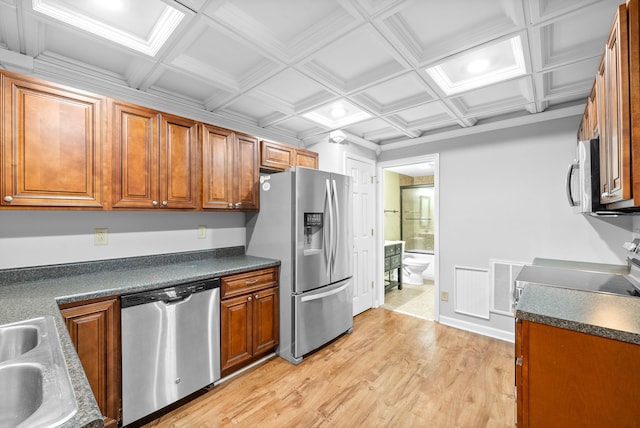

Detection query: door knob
xmin=3 ymin=196 xmax=12 ymax=203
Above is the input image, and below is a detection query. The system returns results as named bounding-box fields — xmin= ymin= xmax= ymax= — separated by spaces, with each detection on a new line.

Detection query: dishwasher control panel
xmin=121 ymin=277 xmax=220 ymax=308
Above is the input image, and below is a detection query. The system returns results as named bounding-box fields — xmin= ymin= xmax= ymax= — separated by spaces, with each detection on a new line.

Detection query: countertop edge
xmin=515 ymin=284 xmax=640 ymax=346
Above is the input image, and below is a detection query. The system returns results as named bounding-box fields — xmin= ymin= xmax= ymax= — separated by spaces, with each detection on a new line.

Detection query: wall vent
xmin=491 ymin=260 xmax=525 ymax=316
xmin=454 ymin=266 xmax=490 ymax=320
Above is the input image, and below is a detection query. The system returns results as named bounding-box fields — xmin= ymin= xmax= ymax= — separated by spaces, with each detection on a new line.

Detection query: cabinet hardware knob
xmin=601 ymin=192 xmax=609 ymax=199
xmin=245 ymin=279 xmax=259 ymax=285
xmin=254 ymin=294 xmax=259 ymax=299
xmin=247 ymin=296 xmax=252 ymax=301
xmin=152 ymin=200 xmax=159 ymax=207
xmin=228 ymin=203 xmax=233 ymax=208
xmin=235 ymin=203 xmax=241 ymax=208
xmin=162 ymin=201 xmax=168 ymax=206
xmin=3 ymin=196 xmax=12 ymax=202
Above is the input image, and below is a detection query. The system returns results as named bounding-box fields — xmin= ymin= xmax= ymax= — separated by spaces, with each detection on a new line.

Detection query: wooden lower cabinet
xmin=220 ymin=267 xmax=279 ymax=377
xmin=515 ymin=319 xmax=640 ymax=427
xmin=60 ymin=297 xmax=120 ymax=427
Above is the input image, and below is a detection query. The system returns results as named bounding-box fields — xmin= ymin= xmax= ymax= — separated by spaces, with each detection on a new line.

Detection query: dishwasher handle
xmin=121 ymin=277 xmax=220 ymax=309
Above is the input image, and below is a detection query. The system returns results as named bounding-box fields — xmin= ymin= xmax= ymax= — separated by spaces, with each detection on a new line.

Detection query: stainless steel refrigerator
xmin=246 ymin=167 xmax=353 ymax=364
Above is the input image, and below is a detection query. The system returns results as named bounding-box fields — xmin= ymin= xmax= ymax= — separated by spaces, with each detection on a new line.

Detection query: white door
xmin=346 ymin=155 xmax=375 ymax=315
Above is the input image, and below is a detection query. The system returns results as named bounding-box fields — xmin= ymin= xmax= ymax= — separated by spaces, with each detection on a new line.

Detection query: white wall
xmin=0 ymin=211 xmax=246 ymax=269
xmin=306 ymin=140 xmax=376 ymax=174
xmin=379 ymin=115 xmax=634 ymax=339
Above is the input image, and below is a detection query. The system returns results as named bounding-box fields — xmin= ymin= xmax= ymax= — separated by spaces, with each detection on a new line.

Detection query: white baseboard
xmin=439 ymin=315 xmax=515 ymax=343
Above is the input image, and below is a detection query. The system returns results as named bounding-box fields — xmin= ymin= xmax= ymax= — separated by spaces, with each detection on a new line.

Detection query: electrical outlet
xmin=94 ymin=228 xmax=108 ymax=246
xmin=440 ymin=291 xmax=449 ymax=302
xmin=197 ymin=225 xmax=207 ymax=239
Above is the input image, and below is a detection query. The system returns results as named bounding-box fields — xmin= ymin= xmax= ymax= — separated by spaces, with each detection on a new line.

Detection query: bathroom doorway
xmin=378 ymin=155 xmax=438 ymax=321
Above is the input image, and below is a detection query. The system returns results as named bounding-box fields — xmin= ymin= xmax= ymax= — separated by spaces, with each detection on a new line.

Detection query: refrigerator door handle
xmin=300 ymin=281 xmax=350 ymax=302
xmin=331 ymin=178 xmax=339 ymax=270
xmin=324 ymin=178 xmax=332 ymax=277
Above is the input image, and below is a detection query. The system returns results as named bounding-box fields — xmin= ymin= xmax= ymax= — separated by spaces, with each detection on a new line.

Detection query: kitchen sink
xmin=0 ymin=325 xmax=39 ymax=363
xmin=0 ymin=317 xmax=77 ymax=428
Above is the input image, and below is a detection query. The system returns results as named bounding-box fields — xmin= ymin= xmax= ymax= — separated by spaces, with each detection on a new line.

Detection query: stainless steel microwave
xmin=566 ymin=138 xmax=607 ymax=214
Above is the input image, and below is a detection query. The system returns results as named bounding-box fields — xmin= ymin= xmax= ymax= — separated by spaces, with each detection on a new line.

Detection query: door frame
xmin=377 ymin=153 xmax=440 ymax=321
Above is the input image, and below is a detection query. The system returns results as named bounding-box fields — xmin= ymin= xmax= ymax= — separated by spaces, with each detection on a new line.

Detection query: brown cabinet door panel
xmin=233 ymin=133 xmax=259 ymax=211
xmin=253 ymin=287 xmax=279 ymax=356
xmin=160 ymin=114 xmax=198 ymax=208
xmin=294 ymin=148 xmax=319 ymax=169
xmin=111 ymin=102 xmax=158 ymax=208
xmin=518 ymin=320 xmax=640 ymax=427
xmin=202 ymin=124 xmax=234 ymax=209
xmin=260 ymin=140 xmax=293 ymax=171
xmin=60 ymin=298 xmax=120 ymax=427
xmin=2 ymin=73 xmax=105 ymax=207
xmin=220 ymin=295 xmax=253 ymax=375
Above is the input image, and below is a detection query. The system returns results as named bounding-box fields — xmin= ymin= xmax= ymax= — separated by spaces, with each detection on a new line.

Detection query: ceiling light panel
xmin=32 ymin=0 xmax=184 ymax=56
xmin=302 ymin=100 xmax=372 ymax=129
xmin=426 ymin=36 xmax=526 ymax=95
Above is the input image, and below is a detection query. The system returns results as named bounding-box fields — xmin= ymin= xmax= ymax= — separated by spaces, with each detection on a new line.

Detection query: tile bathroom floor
xmin=381 ymin=280 xmax=434 ymax=320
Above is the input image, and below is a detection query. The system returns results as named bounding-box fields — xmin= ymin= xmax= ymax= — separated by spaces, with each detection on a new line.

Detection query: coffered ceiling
xmin=0 ymin=0 xmax=622 ymax=151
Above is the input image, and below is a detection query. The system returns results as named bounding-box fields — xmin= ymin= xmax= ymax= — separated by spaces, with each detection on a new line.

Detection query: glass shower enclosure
xmin=401 ymin=185 xmax=434 ymax=252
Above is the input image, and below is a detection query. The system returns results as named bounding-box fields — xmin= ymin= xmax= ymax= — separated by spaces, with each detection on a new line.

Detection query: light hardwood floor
xmin=143 ymin=308 xmax=515 ymax=427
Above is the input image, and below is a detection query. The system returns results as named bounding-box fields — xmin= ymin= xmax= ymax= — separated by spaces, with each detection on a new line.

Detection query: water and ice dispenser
xmin=304 ymin=212 xmax=323 ymax=253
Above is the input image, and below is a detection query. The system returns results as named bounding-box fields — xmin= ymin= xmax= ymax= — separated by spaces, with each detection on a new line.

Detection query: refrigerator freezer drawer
xmin=293 ymin=278 xmax=353 ymax=358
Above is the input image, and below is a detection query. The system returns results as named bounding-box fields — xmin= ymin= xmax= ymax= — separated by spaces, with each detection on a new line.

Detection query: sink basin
xmin=0 ymin=317 xmax=77 ymax=428
xmin=0 ymin=325 xmax=39 ymax=363
xmin=0 ymin=364 xmax=44 ymax=427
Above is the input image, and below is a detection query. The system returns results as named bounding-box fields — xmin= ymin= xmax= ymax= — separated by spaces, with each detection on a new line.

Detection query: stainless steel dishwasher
xmin=120 ymin=278 xmax=220 ymax=426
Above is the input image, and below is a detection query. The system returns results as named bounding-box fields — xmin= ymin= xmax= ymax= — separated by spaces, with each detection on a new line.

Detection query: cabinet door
xmin=233 ymin=133 xmax=259 ymax=211
xmin=517 ymin=320 xmax=640 ymax=427
xmin=260 ymin=140 xmax=293 ymax=171
xmin=111 ymin=101 xmax=158 ymax=208
xmin=601 ymin=4 xmax=631 ymax=204
xmin=60 ymin=298 xmax=120 ymax=427
xmin=294 ymin=147 xmax=318 ymax=169
xmin=1 ymin=72 xmax=105 ymax=207
xmin=159 ymin=114 xmax=198 ymax=209
xmin=202 ymin=124 xmax=234 ymax=210
xmin=220 ymin=294 xmax=253 ymax=376
xmin=252 ymin=287 xmax=279 ymax=356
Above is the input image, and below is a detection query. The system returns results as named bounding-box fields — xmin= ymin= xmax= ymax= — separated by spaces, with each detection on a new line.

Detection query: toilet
xmin=403 ymin=251 xmax=433 ymax=285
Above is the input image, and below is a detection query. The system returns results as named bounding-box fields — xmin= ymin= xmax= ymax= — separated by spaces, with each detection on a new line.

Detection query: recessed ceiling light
xmin=425 ymin=36 xmax=526 ymax=96
xmin=303 ymin=100 xmax=371 ymax=129
xmin=330 ymin=106 xmax=346 ymax=118
xmin=94 ymin=0 xmax=123 ymax=11
xmin=466 ymin=59 xmax=490 ymax=74
xmin=32 ymin=0 xmax=184 ymax=57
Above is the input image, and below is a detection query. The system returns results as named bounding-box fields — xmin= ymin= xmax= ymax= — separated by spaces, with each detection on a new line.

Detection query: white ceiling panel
xmin=300 ymin=24 xmax=409 ymax=92
xmin=0 ymin=0 xmax=621 ymax=149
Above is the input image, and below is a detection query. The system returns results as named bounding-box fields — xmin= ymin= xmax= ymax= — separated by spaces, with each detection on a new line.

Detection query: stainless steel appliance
xmin=120 ymin=278 xmax=220 ymax=426
xmin=246 ymin=167 xmax=353 ymax=365
xmin=566 ymin=138 xmax=606 ymax=214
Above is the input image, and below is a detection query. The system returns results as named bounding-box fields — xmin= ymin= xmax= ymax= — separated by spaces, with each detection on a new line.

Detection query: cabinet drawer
xmin=384 ymin=257 xmax=391 ymax=271
xmin=221 ymin=267 xmax=279 ymax=298
xmin=390 ymin=255 xmax=402 ymax=269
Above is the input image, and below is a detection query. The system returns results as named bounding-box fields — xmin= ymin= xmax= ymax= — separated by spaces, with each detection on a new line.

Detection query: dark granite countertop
xmin=0 ymin=247 xmax=280 ymax=428
xmin=515 ymin=284 xmax=640 ymax=345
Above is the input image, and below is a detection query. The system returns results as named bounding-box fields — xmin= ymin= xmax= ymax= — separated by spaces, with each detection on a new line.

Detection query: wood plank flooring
xmin=143 ymin=308 xmax=514 ymax=427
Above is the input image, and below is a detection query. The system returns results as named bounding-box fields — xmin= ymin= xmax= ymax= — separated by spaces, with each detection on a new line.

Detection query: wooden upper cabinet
xmin=1 ymin=71 xmax=105 ymax=208
xmin=111 ymin=101 xmax=198 ymax=209
xmin=295 ymin=147 xmax=319 ymax=169
xmin=599 ymin=2 xmax=632 ymax=205
xmin=260 ymin=140 xmax=318 ymax=171
xmin=202 ymin=124 xmax=259 ymax=211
